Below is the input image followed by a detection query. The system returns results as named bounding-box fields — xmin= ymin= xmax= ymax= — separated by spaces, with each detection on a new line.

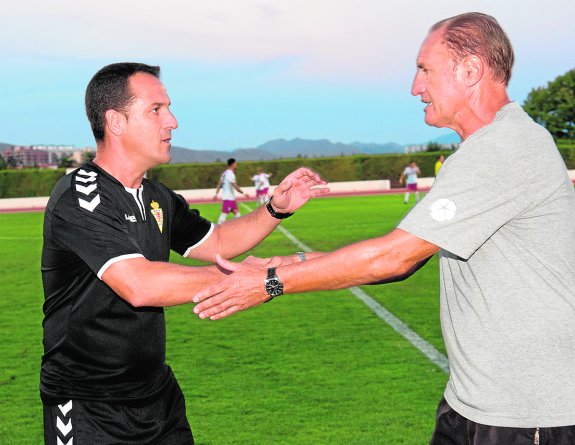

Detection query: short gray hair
xmin=431 ymin=12 xmax=514 ymax=85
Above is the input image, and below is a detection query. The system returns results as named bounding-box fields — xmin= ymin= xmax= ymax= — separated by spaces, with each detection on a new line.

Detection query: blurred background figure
xmin=214 ymin=158 xmax=247 ymax=223
xmin=434 ymin=155 xmax=445 ymax=176
xmin=399 ymin=161 xmax=420 ymax=204
xmin=252 ymin=167 xmax=273 ymax=207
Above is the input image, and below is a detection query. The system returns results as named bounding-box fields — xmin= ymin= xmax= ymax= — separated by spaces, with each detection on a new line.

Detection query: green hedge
xmin=4 ymin=143 xmax=575 ymax=198
xmin=147 ymin=151 xmax=450 ymax=190
xmin=0 ymin=168 xmax=66 ymax=198
xmin=558 ymin=140 xmax=575 ymax=169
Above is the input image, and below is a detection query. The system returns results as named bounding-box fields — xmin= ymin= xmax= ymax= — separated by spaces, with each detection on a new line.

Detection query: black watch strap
xmin=265 ymin=197 xmax=294 ymax=219
xmin=265 ymin=267 xmax=284 ymax=301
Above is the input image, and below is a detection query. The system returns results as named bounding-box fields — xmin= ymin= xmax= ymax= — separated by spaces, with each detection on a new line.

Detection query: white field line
xmin=240 ymin=202 xmax=449 ymax=374
xmin=0 ymin=236 xmax=43 ymax=240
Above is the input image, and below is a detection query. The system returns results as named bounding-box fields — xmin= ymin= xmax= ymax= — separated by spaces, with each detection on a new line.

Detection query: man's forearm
xmin=278 ymin=230 xmax=437 ymax=294
xmin=212 ymin=205 xmax=282 ymax=258
xmin=103 ymin=258 xmax=227 ymax=307
xmin=191 ymin=229 xmax=440 ymax=321
xmin=366 ymin=255 xmax=432 ymax=284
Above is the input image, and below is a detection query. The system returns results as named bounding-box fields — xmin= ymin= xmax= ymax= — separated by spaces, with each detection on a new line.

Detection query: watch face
xmin=265 ymin=278 xmax=284 ymax=297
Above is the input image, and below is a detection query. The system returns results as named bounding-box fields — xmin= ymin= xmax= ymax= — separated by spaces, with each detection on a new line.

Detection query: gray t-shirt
xmin=399 ymin=102 xmax=575 ymax=427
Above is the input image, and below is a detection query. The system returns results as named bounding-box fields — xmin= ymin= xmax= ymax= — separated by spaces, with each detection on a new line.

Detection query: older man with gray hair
xmin=194 ymin=13 xmax=575 ymax=444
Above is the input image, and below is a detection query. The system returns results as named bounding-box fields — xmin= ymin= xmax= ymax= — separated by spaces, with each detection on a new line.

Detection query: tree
xmin=58 ymin=156 xmax=74 ymax=168
xmin=0 ymin=155 xmax=6 ymax=170
xmin=5 ymin=154 xmax=19 ymax=168
xmin=523 ymin=69 xmax=575 ymax=140
xmin=426 ymin=142 xmax=442 ymax=152
xmin=82 ymin=150 xmax=96 ymax=162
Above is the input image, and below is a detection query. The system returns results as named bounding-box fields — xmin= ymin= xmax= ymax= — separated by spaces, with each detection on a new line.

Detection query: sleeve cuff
xmin=97 ymin=254 xmax=145 ymax=280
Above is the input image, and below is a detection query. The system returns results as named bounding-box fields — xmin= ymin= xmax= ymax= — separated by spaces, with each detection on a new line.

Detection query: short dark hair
xmin=85 ymin=62 xmax=161 ymax=142
xmin=431 ymin=12 xmax=514 ymax=85
xmin=227 ymin=158 xmax=236 ymax=166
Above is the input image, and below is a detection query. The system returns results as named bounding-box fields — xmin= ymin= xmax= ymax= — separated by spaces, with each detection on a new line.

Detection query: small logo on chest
xmin=150 ymin=200 xmax=164 ymax=233
xmin=124 ymin=214 xmax=137 ymax=223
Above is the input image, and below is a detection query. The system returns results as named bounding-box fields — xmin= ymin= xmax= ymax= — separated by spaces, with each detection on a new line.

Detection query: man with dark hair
xmin=194 ymin=13 xmax=575 ymax=444
xmin=41 ymin=62 xmax=328 ymax=445
xmin=85 ymin=63 xmax=162 ymax=142
xmin=214 ymin=157 xmax=246 ymax=223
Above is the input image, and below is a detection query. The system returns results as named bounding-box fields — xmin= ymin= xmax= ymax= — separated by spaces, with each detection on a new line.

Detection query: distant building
xmin=2 ymin=146 xmax=50 ymax=167
xmin=404 ymin=145 xmax=427 ymax=154
xmin=1 ymin=145 xmax=95 ymax=168
xmin=71 ymin=148 xmax=95 ymax=165
xmin=404 ymin=143 xmax=459 ymax=154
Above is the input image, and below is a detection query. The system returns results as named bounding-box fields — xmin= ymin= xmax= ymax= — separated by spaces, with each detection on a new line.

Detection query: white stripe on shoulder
xmin=97 ymin=254 xmax=145 ymax=280
xmin=75 ymin=183 xmax=97 ymax=195
xmin=78 ymin=194 xmax=101 ymax=212
xmin=75 ymin=168 xmax=100 ymax=211
xmin=183 ymin=223 xmax=215 ymax=257
xmin=75 ymin=169 xmax=98 ymax=183
xmin=77 ymin=169 xmax=98 ymax=177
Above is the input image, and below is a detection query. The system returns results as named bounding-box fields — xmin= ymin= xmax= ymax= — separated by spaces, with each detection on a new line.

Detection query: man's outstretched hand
xmin=271 ymin=167 xmax=329 ymax=213
xmin=193 ymin=255 xmax=271 ymax=320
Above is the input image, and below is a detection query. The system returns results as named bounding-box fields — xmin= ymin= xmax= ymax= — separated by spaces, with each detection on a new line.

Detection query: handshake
xmin=193 ymin=251 xmax=310 ymax=320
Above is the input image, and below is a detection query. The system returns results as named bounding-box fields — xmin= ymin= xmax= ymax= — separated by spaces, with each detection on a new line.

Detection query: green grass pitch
xmin=0 ymin=194 xmax=447 ymax=444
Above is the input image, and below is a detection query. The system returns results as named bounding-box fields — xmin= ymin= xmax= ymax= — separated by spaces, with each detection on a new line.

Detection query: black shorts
xmin=429 ymin=397 xmax=575 ymax=445
xmin=44 ymin=379 xmax=193 ymax=445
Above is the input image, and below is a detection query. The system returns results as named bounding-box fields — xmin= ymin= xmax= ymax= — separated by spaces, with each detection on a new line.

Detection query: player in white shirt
xmin=214 ymin=158 xmax=247 ymax=224
xmin=251 ymin=168 xmax=273 ymax=206
xmin=399 ymin=161 xmax=421 ymax=204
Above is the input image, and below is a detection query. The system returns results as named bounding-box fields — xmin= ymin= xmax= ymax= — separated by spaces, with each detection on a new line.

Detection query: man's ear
xmin=460 ymin=55 xmax=483 ymax=87
xmin=105 ymin=109 xmax=126 ymax=137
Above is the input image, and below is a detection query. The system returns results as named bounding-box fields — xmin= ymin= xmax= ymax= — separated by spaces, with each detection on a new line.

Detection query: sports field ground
xmin=0 ymin=193 xmax=448 ymax=444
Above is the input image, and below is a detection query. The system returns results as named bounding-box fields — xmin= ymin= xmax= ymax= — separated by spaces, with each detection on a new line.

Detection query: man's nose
xmin=166 ymin=110 xmax=178 ymax=129
xmin=411 ymin=72 xmax=424 ymax=97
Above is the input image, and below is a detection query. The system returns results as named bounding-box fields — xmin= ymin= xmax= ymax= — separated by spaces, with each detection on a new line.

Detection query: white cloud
xmin=1 ymin=0 xmax=573 ymax=150
xmin=3 ymin=0 xmax=572 ymax=86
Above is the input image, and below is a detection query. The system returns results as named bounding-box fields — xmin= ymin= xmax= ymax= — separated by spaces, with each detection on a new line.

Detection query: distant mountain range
xmin=0 ymin=133 xmax=460 ymax=164
xmin=169 ymin=138 xmax=405 ymax=164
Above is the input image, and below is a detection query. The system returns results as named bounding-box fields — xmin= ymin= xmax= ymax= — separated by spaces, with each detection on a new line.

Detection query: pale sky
xmin=1 ymin=0 xmax=573 ymax=150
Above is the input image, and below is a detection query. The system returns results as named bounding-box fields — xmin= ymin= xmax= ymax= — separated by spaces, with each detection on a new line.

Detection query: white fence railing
xmin=2 ymin=172 xmax=575 ymax=212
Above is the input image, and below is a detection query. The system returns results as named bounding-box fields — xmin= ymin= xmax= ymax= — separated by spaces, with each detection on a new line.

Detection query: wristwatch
xmin=264 ymin=267 xmax=284 ymax=300
xmin=265 ymin=197 xmax=294 ymax=219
